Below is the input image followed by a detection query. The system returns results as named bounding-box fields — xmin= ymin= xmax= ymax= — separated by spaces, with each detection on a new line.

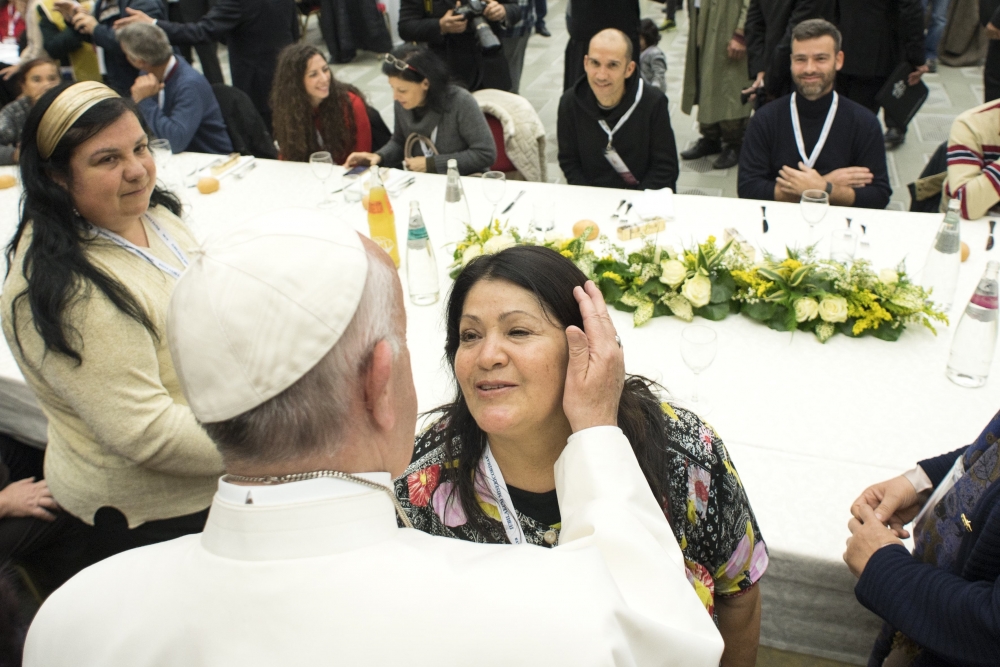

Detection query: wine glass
xmin=680 ymin=325 xmax=718 ymax=415
xmin=309 ymin=151 xmax=335 ymax=208
xmin=481 ymin=171 xmax=505 ymax=224
xmin=800 ymin=189 xmax=829 ymax=246
xmin=148 ymin=138 xmax=173 ymax=186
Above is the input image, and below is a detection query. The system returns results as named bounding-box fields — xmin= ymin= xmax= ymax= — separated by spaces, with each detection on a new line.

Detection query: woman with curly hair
xmin=270 ymin=44 xmax=387 ymax=164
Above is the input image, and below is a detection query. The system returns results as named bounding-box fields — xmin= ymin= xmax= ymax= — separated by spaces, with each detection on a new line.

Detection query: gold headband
xmin=37 ymin=82 xmax=120 ymax=160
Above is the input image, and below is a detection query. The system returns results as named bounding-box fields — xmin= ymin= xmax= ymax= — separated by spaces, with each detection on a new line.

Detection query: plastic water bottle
xmin=921 ymin=199 xmax=962 ymax=312
xmin=443 ymin=159 xmax=471 ymax=242
xmin=406 ymin=202 xmax=439 ymax=306
xmin=946 ymin=261 xmax=999 ymax=387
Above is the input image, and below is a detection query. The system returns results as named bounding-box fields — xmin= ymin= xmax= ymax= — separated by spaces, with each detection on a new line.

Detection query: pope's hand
xmin=844 ymin=503 xmax=903 ymax=577
xmin=852 ymin=474 xmax=925 ymax=539
xmin=113 ymin=7 xmax=154 ymax=28
xmin=563 ymin=281 xmax=625 ymax=433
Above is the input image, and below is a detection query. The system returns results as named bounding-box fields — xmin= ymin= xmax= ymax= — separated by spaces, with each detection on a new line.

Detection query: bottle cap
xmin=447 ymin=159 xmax=458 ymax=168
xmin=948 ymin=198 xmax=961 ymax=211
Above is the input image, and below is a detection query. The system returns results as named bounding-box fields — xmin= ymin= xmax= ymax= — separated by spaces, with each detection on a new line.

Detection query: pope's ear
xmin=363 ymin=339 xmax=397 ymax=433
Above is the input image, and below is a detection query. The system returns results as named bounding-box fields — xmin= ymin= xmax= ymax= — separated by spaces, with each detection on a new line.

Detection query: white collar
xmin=216 ymin=472 xmax=393 ymax=507
xmin=156 ymin=57 xmax=177 ymax=108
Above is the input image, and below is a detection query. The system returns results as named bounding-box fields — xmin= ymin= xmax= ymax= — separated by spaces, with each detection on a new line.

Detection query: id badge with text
xmin=604 ymin=146 xmax=639 ymax=186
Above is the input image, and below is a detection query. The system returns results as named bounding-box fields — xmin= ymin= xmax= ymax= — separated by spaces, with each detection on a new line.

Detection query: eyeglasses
xmin=383 ymin=54 xmax=422 ymax=78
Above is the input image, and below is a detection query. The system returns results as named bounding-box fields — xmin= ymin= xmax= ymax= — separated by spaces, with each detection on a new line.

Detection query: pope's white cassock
xmin=24 ymin=427 xmax=723 ymax=666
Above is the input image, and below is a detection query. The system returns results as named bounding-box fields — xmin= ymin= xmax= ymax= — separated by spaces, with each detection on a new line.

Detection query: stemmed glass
xmin=148 ymin=138 xmax=173 ymax=186
xmin=800 ymin=189 xmax=829 ymax=246
xmin=680 ymin=325 xmax=718 ymax=415
xmin=481 ymin=171 xmax=506 ymax=224
xmin=309 ymin=151 xmax=336 ymax=208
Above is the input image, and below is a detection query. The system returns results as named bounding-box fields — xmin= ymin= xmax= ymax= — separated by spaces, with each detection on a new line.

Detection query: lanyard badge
xmin=790 ymin=92 xmax=839 ymax=170
xmin=598 ymin=79 xmax=644 ymax=187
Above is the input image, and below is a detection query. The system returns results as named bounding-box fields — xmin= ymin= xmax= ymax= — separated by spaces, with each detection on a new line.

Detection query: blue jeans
xmin=924 ymin=0 xmax=951 ymax=60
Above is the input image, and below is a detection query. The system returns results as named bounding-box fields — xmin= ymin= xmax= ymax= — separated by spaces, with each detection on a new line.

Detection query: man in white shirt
xmin=23 ymin=211 xmax=724 ymax=667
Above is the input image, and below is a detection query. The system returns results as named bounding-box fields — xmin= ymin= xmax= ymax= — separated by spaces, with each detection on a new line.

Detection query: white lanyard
xmin=6 ymin=5 xmax=19 ymax=38
xmin=91 ymin=215 xmax=189 ymax=280
xmin=790 ymin=91 xmax=838 ymax=170
xmin=481 ymin=444 xmax=526 ymax=546
xmin=597 ymin=79 xmax=644 ymax=150
xmin=420 ymin=127 xmax=438 ymax=158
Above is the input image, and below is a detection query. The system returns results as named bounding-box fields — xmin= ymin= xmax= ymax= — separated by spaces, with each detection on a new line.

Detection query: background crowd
xmin=0 ymin=0 xmax=998 ymax=666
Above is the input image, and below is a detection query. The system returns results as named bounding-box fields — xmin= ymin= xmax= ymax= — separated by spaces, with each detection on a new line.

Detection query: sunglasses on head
xmin=383 ymin=53 xmax=423 ymax=78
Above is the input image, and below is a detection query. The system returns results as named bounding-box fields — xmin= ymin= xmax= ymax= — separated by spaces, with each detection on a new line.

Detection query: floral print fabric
xmin=394 ymin=403 xmax=768 ymax=616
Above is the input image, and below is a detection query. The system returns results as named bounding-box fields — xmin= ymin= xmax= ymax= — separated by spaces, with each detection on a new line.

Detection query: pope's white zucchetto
xmin=167 ymin=210 xmax=369 ymax=423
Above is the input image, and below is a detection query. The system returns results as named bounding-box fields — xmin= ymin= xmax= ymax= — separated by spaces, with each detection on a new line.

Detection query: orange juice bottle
xmin=367 ymin=168 xmax=399 ymax=267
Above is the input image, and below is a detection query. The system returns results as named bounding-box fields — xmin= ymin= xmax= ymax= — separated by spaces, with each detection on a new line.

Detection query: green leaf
xmin=710 ymin=270 xmax=736 ymax=304
xmin=598 ymin=279 xmax=623 ymax=305
xmin=662 ymin=294 xmax=694 ymax=322
xmin=634 ymin=301 xmax=655 ymax=327
xmin=837 ymin=319 xmax=862 ymax=337
xmin=870 ymin=322 xmax=904 ymax=342
xmin=613 ymin=301 xmax=636 ymax=313
xmin=758 ymin=267 xmax=785 ymax=284
xmin=694 ymin=302 xmax=730 ymax=321
xmin=789 ymin=265 xmax=811 ymax=287
xmin=814 ymin=321 xmax=836 ymax=343
xmin=742 ymin=301 xmax=776 ymax=321
xmin=764 ymin=289 xmax=788 ymax=303
xmin=767 ymin=306 xmax=795 ymax=332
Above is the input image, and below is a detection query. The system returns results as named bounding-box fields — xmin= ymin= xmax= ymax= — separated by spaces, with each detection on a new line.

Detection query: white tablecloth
xmin=2 ymin=156 xmax=999 ymax=663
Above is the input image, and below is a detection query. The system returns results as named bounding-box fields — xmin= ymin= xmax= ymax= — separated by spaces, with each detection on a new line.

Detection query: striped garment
xmin=943 ymin=99 xmax=1000 ymax=219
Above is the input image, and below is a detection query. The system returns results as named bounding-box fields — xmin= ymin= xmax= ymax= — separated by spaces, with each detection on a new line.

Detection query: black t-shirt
xmin=507 ymin=485 xmax=561 ymax=527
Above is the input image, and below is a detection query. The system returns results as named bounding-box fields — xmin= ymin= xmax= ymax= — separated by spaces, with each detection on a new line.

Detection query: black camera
xmin=454 ymin=0 xmax=501 ymax=54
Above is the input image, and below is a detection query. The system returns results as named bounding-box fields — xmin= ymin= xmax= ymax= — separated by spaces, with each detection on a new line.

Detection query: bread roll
xmin=197 ymin=176 xmax=220 ymax=194
xmin=0 ymin=174 xmax=16 ymax=189
xmin=572 ymin=219 xmax=600 ymax=241
xmin=961 ymin=241 xmax=970 ymax=262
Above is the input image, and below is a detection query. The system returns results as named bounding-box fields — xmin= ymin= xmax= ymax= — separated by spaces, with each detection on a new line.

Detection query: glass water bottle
xmin=946 ymin=261 xmax=999 ymax=387
xmin=443 ymin=159 xmax=471 ymax=242
xmin=406 ymin=202 xmax=439 ymax=305
xmin=921 ymin=199 xmax=962 ymax=312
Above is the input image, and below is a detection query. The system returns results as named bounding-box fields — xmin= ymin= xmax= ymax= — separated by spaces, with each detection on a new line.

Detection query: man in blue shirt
xmin=117 ymin=22 xmax=232 ymax=155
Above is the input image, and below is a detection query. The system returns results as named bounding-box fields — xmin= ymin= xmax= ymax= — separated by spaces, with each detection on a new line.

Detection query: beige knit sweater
xmin=1 ymin=207 xmax=223 ymax=528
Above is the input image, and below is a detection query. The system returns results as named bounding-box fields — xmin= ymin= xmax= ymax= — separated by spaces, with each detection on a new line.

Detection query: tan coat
xmin=473 ymin=88 xmax=548 ymax=182
xmin=2 ymin=207 xmax=223 ymax=527
xmin=681 ymin=0 xmax=753 ymax=126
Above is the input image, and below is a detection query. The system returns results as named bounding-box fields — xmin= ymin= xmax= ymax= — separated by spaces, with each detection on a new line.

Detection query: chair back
xmin=211 ymin=84 xmax=278 ymax=160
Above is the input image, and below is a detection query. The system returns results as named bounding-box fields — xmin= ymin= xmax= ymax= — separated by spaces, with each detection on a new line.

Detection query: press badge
xmin=98 ymin=2 xmax=121 ymax=22
xmin=604 ymin=145 xmax=639 ymax=186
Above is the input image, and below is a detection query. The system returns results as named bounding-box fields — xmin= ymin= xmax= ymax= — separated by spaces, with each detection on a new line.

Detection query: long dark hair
xmin=437 ymin=246 xmax=675 ymax=536
xmin=381 ymin=44 xmax=451 ymax=114
xmin=270 ymin=44 xmax=364 ymax=163
xmin=6 ymin=83 xmax=181 ymax=364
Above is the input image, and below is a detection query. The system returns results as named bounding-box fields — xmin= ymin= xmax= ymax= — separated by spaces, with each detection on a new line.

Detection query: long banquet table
xmin=1 ymin=155 xmax=998 ymax=663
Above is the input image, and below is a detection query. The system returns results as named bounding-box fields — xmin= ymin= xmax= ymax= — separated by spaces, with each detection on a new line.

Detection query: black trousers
xmin=0 ymin=435 xmax=209 ymax=596
xmin=987 ymin=39 xmax=1000 ymax=103
xmin=835 ymin=73 xmax=905 ymax=131
xmin=169 ymin=0 xmax=224 ymax=85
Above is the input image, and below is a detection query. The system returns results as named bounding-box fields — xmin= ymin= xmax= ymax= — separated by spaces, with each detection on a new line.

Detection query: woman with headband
xmin=1 ymin=81 xmax=223 ymax=583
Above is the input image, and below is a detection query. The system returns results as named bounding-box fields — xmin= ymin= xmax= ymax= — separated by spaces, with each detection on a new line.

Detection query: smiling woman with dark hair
xmin=1 ymin=81 xmax=223 ymax=576
xmin=344 ymin=44 xmax=496 ymax=175
xmin=395 ymin=245 xmax=769 ymax=666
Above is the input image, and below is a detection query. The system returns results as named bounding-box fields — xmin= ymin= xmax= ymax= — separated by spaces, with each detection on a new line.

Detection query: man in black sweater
xmin=557 ymin=29 xmax=678 ymax=192
xmin=737 ymin=19 xmax=890 ymax=209
xmin=113 ymin=0 xmax=299 ymax=131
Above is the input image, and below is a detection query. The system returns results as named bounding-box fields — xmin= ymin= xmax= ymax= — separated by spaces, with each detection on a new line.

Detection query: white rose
xmin=461 ymin=243 xmax=483 ymax=266
xmin=879 ymin=269 xmax=899 ymax=285
xmin=681 ymin=274 xmax=712 ymax=308
xmin=818 ymin=296 xmax=849 ymax=323
xmin=794 ymin=297 xmax=819 ymax=322
xmin=659 ymin=259 xmax=688 ymax=287
xmin=482 ymin=234 xmax=516 ymax=255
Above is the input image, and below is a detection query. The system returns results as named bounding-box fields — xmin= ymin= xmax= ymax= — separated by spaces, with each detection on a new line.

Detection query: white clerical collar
xmin=157 ymin=56 xmax=177 ymax=109
xmin=217 ymin=472 xmax=392 ymax=507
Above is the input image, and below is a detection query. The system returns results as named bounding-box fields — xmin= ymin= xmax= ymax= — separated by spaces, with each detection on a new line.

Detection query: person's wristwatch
xmin=825 ymin=181 xmax=833 ymax=195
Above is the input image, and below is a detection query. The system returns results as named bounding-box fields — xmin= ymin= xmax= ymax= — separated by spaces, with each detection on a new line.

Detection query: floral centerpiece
xmin=731 ymin=248 xmax=948 ymax=342
xmin=447 ymin=222 xmax=947 ymax=344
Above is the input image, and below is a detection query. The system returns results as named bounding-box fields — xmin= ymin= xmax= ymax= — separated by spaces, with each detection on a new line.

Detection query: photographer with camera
xmin=398 ymin=0 xmax=521 ymax=92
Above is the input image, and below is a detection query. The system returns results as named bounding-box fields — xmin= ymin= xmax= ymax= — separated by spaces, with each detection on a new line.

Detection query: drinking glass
xmin=309 ymin=151 xmax=336 ymax=208
xmin=680 ymin=325 xmax=718 ymax=415
xmin=148 ymin=138 xmax=174 ymax=186
xmin=531 ymin=200 xmax=555 ymax=233
xmin=830 ymin=227 xmax=858 ymax=263
xmin=800 ymin=189 xmax=829 ymax=245
xmin=343 ymin=173 xmax=362 ymax=203
xmin=481 ymin=171 xmax=506 ymax=223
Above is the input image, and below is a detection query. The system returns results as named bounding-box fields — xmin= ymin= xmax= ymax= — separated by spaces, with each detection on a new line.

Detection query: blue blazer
xmin=137 ymin=56 xmax=232 ymax=155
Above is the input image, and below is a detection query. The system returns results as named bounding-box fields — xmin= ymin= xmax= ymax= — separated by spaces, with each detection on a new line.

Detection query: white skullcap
xmin=167 ymin=210 xmax=369 ymax=423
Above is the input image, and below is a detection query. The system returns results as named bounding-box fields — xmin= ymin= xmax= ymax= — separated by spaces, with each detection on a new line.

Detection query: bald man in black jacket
xmin=114 ymin=0 xmax=299 ymax=131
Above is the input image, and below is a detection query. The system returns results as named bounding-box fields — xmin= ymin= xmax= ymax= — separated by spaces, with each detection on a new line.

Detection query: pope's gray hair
xmin=202 ymin=244 xmax=401 ymax=466
xmin=116 ymin=23 xmax=173 ymax=66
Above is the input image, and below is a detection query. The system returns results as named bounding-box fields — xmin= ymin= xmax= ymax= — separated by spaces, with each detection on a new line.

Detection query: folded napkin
xmin=633 ymin=187 xmax=675 ymax=220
